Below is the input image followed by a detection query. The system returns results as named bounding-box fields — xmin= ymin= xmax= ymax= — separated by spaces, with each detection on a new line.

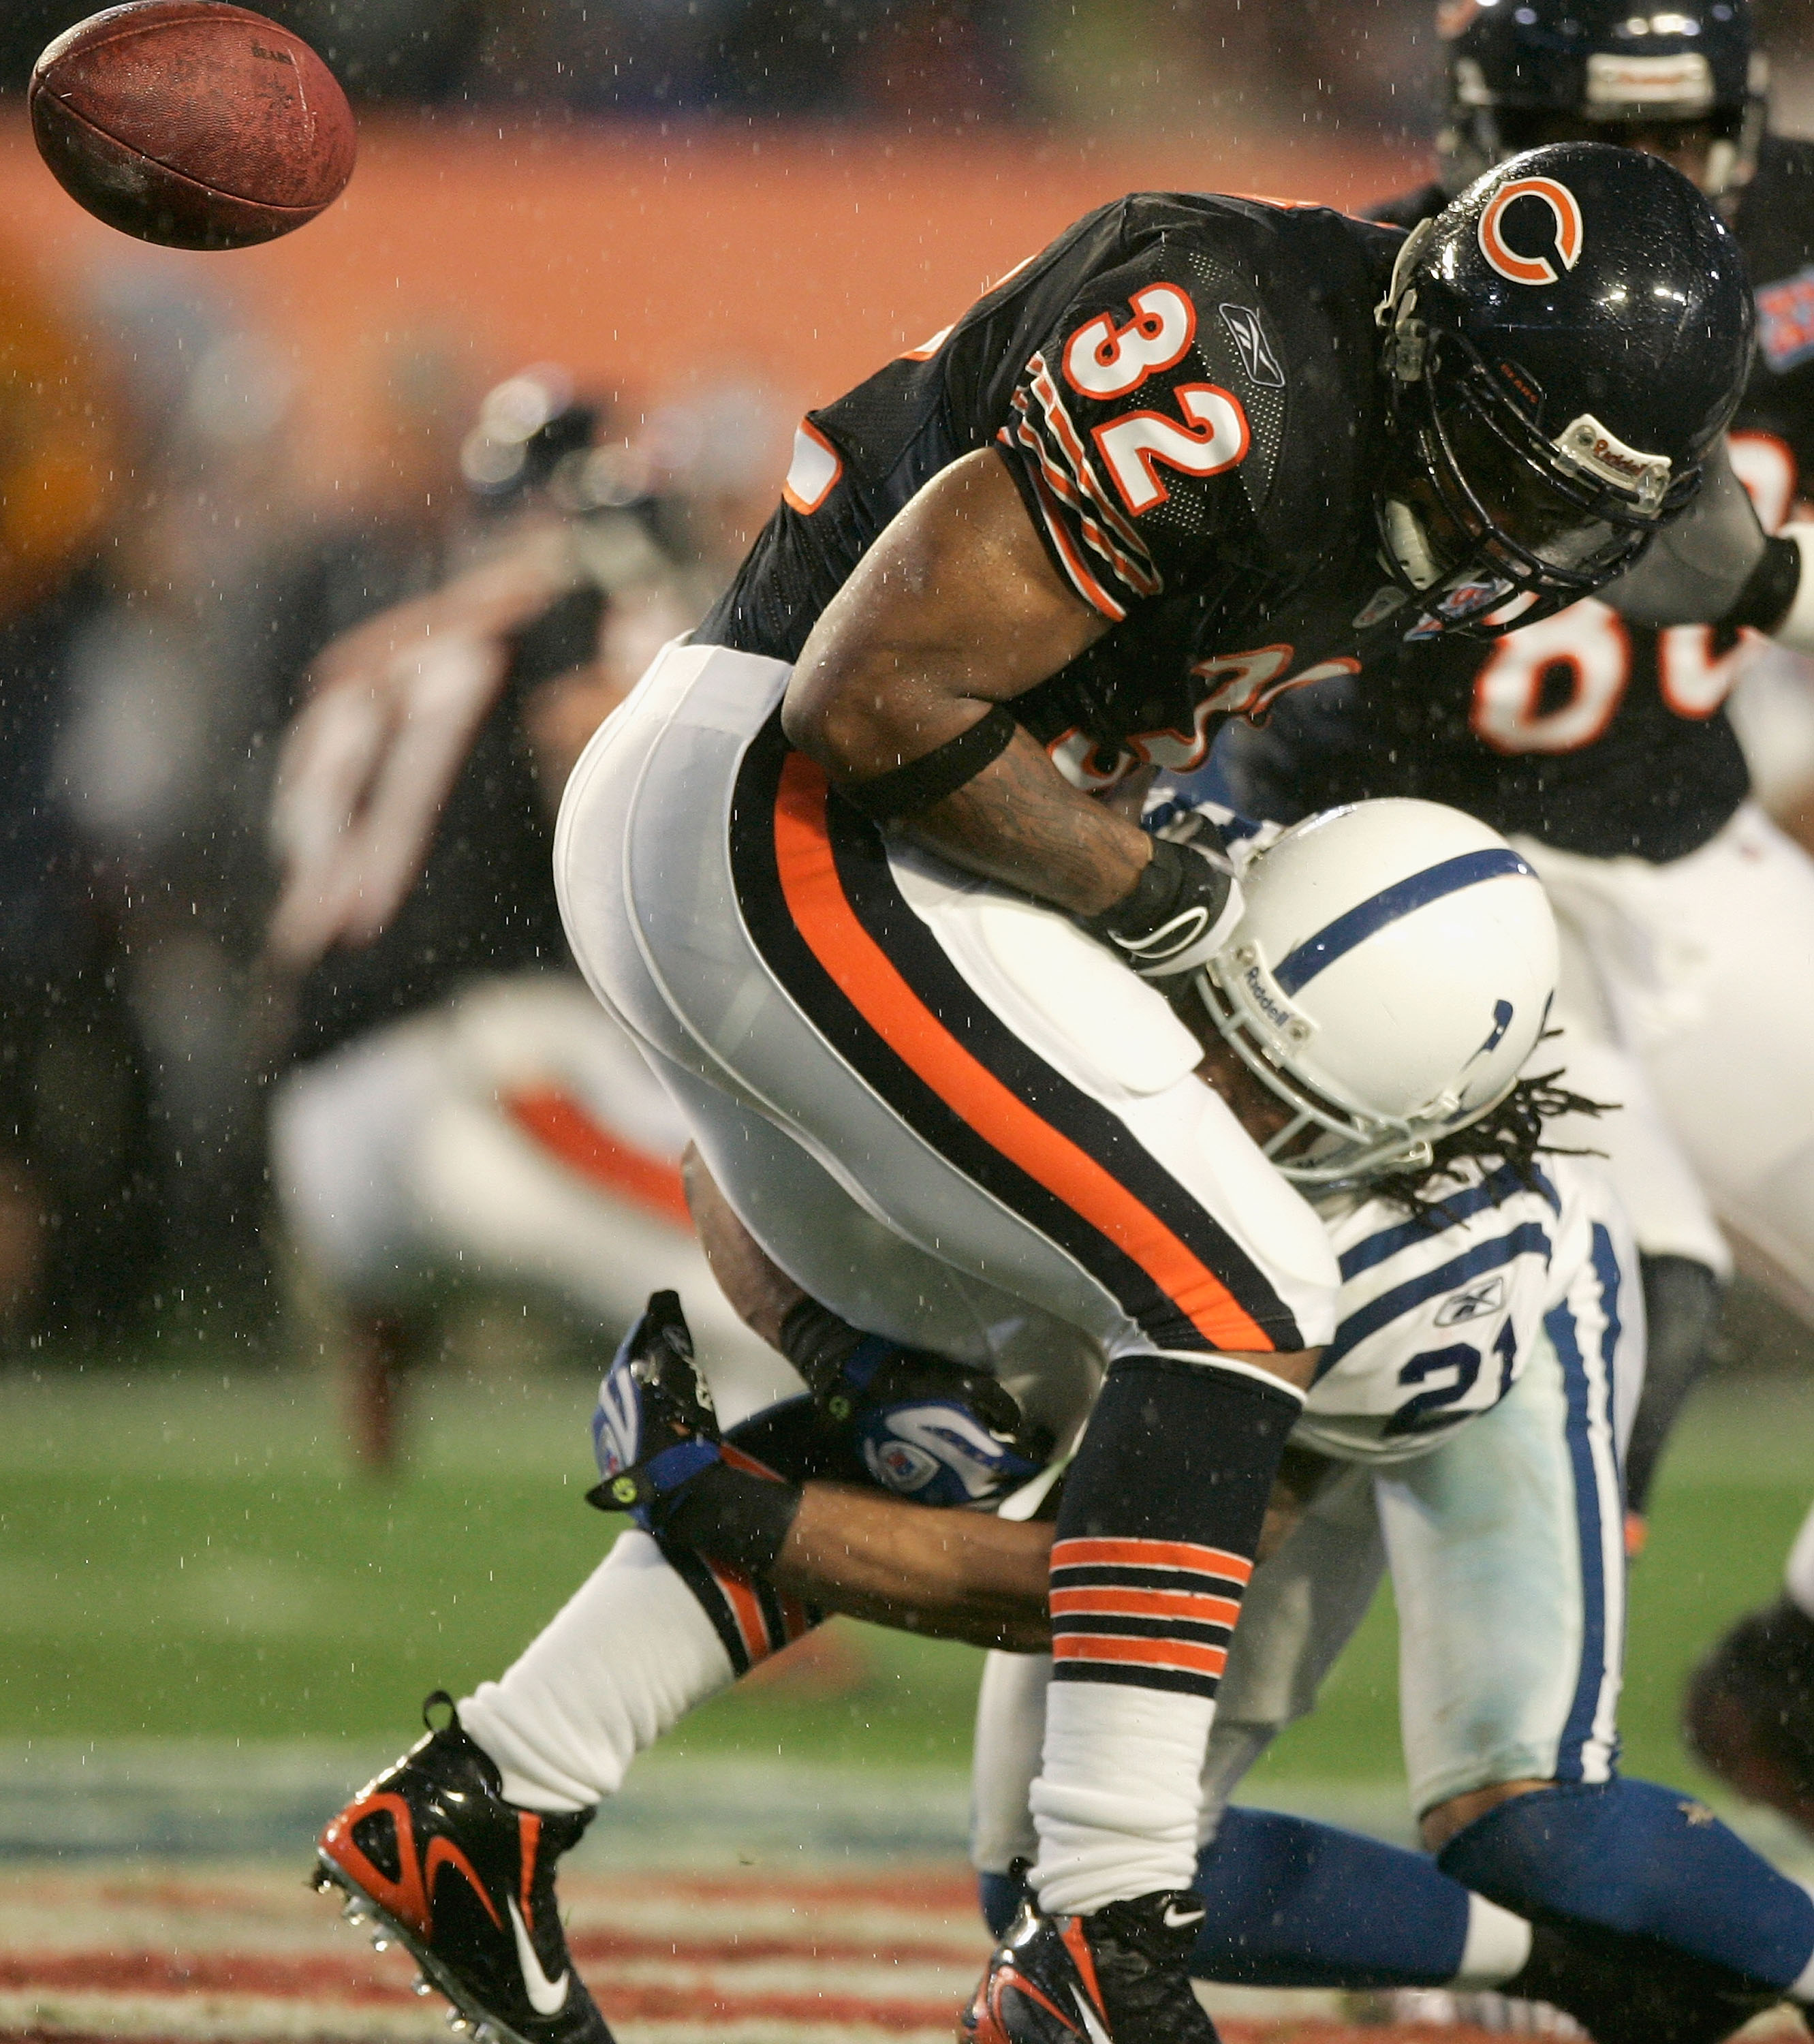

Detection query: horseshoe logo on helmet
xmin=1477 ymin=176 xmax=1584 ymax=287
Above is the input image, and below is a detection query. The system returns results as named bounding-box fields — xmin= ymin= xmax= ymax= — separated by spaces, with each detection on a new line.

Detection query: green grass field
xmin=2 ymin=1348 xmax=1809 ymax=1799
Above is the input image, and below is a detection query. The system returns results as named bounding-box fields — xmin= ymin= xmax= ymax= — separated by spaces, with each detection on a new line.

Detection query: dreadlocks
xmin=1366 ymin=1064 xmax=1612 ymax=1223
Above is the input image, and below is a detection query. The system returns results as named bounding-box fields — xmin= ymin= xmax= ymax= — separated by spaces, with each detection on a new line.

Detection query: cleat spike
xmin=413 ymin=1976 xmax=433 ymax=1998
xmin=371 ymin=1934 xmax=390 ymax=1953
xmin=446 ymin=2013 xmax=469 ymax=2033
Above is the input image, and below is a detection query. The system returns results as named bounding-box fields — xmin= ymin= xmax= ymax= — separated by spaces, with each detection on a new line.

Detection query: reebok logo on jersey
xmin=1435 ymin=1275 xmax=1505 ymax=1326
xmin=1219 ymin=304 xmax=1285 ymax=389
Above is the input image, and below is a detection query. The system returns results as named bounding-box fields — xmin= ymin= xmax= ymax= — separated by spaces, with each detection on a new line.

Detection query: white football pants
xmin=1521 ymin=801 xmax=1814 ymax=1321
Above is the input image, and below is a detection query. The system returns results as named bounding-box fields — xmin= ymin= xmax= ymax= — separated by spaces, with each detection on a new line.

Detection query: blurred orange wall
xmin=0 ymin=114 xmax=1423 ymax=501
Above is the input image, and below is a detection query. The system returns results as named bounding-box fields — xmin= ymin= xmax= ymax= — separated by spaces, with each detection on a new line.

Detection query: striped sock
xmin=459 ymin=1528 xmax=819 ymax=1812
xmin=1031 ymin=1352 xmax=1301 ymax=1915
xmin=660 ymin=1543 xmax=821 ymax=1676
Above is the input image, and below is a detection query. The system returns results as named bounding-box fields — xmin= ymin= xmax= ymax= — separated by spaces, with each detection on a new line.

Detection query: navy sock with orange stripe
xmin=1031 ymin=1352 xmax=1302 ymax=1916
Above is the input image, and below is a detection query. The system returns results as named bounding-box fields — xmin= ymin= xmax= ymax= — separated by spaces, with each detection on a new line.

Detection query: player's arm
xmin=781 ymin=448 xmax=1148 ymax=916
xmin=773 ymin=1485 xmax=1054 ymax=1652
xmin=673 ymin=1446 xmax=1326 ymax=1651
xmin=1604 ymin=434 xmax=1814 ymax=644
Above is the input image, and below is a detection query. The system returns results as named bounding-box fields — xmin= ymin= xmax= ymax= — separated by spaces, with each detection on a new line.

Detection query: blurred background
xmin=1 ymin=8 xmax=1813 ymax=2017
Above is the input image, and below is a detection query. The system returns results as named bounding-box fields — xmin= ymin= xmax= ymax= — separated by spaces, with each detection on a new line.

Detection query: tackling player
xmin=528 ymin=146 xmax=1747 ymax=2044
xmin=1208 ymin=0 xmax=1814 ymax=1544
xmin=315 ymin=799 xmax=1814 ymax=2044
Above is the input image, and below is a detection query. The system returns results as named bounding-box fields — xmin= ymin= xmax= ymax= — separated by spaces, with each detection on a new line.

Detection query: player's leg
xmin=970 ymin=1466 xmax=1534 ymax=1994
xmin=558 ymin=641 xmax=1336 ymax=1987
xmin=1621 ymin=801 xmax=1814 ymax=1325
xmin=313 ymin=1313 xmax=824 ymax=2044
xmin=1383 ymin=1232 xmax=1814 ymax=2039
xmin=452 ymin=1115 xmax=1079 ymax=1818
xmin=1685 ymin=1493 xmax=1814 ymax=1836
xmin=313 ymin=1121 xmax=1084 ymax=2044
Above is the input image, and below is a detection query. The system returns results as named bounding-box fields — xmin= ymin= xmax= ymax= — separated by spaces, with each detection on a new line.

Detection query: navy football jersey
xmin=702 ymin=192 xmax=1463 ymax=786
xmin=1225 ymin=139 xmax=1814 ymax=863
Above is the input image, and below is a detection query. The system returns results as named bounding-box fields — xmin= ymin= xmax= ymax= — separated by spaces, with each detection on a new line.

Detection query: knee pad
xmin=1437 ymin=1778 xmax=1814 ymax=1994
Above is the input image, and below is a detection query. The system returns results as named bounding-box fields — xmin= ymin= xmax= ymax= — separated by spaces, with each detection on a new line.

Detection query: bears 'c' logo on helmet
xmin=1477 ymin=177 xmax=1584 ymax=287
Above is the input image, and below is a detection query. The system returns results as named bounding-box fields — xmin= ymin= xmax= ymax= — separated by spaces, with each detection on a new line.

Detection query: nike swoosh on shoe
xmin=507 ymin=1897 xmax=571 ymax=2014
xmin=1070 ymin=1984 xmax=1112 ymax=2044
xmin=1161 ymin=1904 xmax=1204 ymax=1931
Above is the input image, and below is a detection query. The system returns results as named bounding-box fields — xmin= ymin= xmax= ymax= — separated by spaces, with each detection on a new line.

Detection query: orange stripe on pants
xmin=770 ymin=751 xmax=1270 ymax=1354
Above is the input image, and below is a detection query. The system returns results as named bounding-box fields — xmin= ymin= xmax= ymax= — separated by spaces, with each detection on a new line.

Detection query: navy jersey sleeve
xmin=994 ymin=245 xmax=1250 ymax=621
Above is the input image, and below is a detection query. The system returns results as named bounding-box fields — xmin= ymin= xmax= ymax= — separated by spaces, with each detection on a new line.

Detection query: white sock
xmin=1785 ymin=1501 xmax=1814 ymax=1622
xmin=1030 ymin=1681 xmax=1214 ymax=1915
xmin=1452 ymin=1893 xmax=1534 ymax=1987
xmin=458 ymin=1530 xmax=734 ymax=1812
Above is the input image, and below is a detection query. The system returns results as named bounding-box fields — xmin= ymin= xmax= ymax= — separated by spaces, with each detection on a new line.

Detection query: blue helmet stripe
xmin=1271 ymin=848 xmax=1534 ymax=997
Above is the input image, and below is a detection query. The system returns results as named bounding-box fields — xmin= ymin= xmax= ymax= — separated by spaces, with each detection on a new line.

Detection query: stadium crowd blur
xmin=2 ymin=0 xmax=1814 ymax=1371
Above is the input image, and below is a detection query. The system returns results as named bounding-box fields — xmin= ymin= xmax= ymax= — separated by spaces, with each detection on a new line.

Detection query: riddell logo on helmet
xmin=1554 ymin=412 xmax=1669 ymax=502
xmin=1245 ymin=963 xmax=1296 ymax=1032
xmin=1477 ymin=177 xmax=1584 ymax=288
xmin=1586 ymin=435 xmax=1645 ymax=480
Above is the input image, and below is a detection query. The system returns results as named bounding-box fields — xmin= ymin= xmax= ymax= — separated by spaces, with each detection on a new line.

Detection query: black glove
xmin=1076 ymin=835 xmax=1243 ymax=978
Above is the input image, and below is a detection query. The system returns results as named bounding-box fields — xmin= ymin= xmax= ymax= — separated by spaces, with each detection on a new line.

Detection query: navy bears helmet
xmin=1437 ymin=0 xmax=1767 ymax=198
xmin=1376 ymin=142 xmax=1755 ymax=632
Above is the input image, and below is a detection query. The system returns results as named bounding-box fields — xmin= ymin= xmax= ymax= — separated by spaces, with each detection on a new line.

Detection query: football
xmin=29 ymin=1 xmax=356 ymax=250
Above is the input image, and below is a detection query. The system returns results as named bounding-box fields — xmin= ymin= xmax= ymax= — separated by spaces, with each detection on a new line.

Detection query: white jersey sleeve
xmin=1292 ymin=1155 xmax=1629 ymax=1467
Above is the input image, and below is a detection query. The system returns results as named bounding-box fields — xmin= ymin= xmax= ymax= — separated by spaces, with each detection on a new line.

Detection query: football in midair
xmin=30 ymin=1 xmax=356 ymax=250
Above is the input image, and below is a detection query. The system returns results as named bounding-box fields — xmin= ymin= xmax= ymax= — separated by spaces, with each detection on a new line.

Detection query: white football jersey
xmin=1292 ymin=1153 xmax=1640 ymax=1467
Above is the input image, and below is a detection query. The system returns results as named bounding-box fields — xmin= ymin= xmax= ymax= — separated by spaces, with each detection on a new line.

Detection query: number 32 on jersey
xmin=1063 ymin=284 xmax=1249 ymax=514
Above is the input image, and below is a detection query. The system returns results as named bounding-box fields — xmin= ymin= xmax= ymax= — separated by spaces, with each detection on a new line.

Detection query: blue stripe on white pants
xmin=1377 ymin=1318 xmax=1626 ymax=1816
xmin=1545 ymin=1223 xmax=1629 ymax=1782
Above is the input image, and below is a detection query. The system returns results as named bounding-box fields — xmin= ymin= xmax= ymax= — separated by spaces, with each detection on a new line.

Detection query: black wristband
xmin=778 ymin=1295 xmax=864 ymax=1398
xmin=835 ymin=703 xmax=1018 ymax=822
xmin=1723 ymin=533 xmax=1804 ymax=634
xmin=1076 ymin=835 xmax=1233 ymax=974
xmin=655 ymin=1461 xmax=804 ymax=1577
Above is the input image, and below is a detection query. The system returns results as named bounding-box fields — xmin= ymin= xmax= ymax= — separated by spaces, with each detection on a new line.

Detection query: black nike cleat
xmin=1502 ymin=1919 xmax=1791 ymax=2044
xmin=962 ymin=1890 xmax=1221 ymax=2044
xmin=313 ymin=1692 xmax=612 ymax=2044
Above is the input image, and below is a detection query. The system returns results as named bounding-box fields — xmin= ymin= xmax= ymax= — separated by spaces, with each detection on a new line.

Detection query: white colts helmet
xmin=1198 ymin=799 xmax=1558 ymax=1184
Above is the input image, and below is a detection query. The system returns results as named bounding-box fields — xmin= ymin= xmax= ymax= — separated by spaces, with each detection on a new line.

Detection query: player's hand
xmin=781 ymin=1300 xmax=1053 ymax=1508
